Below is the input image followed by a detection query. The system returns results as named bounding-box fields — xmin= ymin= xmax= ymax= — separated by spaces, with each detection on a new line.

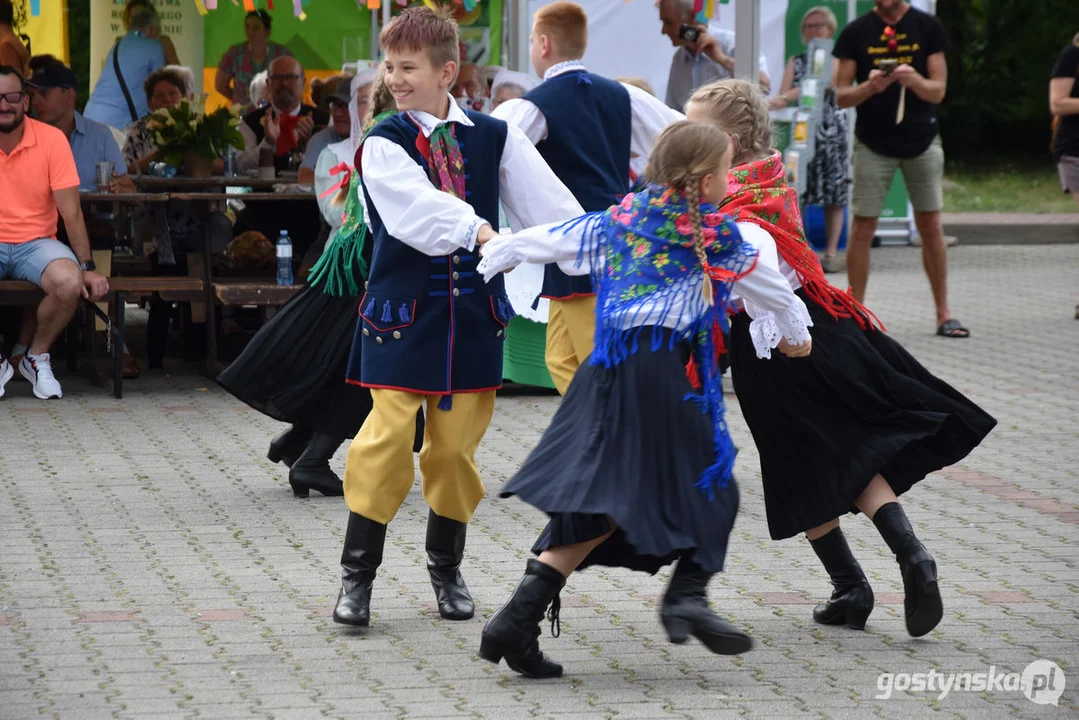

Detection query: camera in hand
xmin=679 ymin=24 xmax=700 ymax=43
xmin=878 ymin=59 xmax=899 ymax=75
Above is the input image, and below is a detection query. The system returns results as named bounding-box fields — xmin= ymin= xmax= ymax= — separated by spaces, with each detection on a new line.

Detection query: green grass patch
xmin=944 ymin=160 xmax=1078 ymax=213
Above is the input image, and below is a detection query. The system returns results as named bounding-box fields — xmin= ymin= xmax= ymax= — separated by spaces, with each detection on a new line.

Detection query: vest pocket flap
xmin=359 ymin=292 xmax=417 ymax=332
xmin=490 ymin=293 xmax=516 ymax=328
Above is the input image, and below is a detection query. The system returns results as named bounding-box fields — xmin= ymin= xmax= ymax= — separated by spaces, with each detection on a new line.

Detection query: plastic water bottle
xmin=276 ymin=230 xmax=293 ymax=286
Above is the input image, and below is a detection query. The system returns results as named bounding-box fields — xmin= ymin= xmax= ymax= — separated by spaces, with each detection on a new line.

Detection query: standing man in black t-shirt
xmin=834 ymin=0 xmax=967 ymax=338
xmin=1050 ymin=33 xmax=1079 ymax=210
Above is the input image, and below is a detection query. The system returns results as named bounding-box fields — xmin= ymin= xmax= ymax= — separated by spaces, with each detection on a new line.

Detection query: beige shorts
xmin=1058 ymin=155 xmax=1079 ymax=193
xmin=852 ymin=136 xmax=945 ymax=217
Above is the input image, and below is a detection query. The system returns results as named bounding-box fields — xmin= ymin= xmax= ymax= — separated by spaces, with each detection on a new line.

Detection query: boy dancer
xmin=492 ymin=1 xmax=682 ymax=394
xmin=332 ymin=7 xmax=584 ymax=628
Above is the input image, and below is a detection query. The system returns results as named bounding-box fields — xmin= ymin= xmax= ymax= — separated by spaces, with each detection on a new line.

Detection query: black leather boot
xmin=425 ymin=510 xmax=474 ymax=620
xmin=288 ymin=434 xmax=345 ymax=498
xmin=479 ymin=558 xmax=565 ymax=678
xmin=809 ymin=527 xmax=875 ymax=629
xmin=660 ymin=557 xmax=753 ymax=655
xmin=872 ymin=502 xmax=943 ymax=637
xmin=267 ymin=425 xmax=313 ymax=468
xmin=332 ymin=513 xmax=386 ymax=627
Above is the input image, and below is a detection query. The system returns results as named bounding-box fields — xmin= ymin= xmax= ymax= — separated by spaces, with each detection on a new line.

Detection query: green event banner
xmin=203 ymin=0 xmax=501 ymax=72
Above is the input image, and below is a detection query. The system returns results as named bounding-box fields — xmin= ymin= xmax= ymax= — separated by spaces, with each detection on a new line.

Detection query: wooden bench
xmin=0 ymin=279 xmax=86 ymax=379
xmin=1 ymin=277 xmax=206 ymax=399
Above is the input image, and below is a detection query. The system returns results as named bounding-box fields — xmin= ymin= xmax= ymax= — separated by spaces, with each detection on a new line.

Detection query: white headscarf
xmin=490 ymin=69 xmax=537 ymax=108
xmin=349 ymin=66 xmax=380 ymax=158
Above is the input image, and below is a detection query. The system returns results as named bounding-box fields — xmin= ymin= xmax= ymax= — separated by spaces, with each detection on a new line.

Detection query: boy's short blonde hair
xmin=380 ymin=6 xmax=460 ymax=76
xmin=534 ymin=1 xmax=589 ymax=59
xmin=616 ymin=76 xmax=654 ymax=96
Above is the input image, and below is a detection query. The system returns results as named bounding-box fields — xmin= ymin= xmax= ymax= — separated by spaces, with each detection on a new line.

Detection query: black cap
xmin=325 ymin=90 xmax=350 ymax=108
xmin=27 ymin=63 xmax=79 ymax=91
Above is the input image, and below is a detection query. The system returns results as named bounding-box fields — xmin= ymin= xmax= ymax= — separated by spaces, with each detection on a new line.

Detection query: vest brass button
xmin=452 ymin=272 xmax=459 ymax=280
xmin=453 ymin=256 xmax=460 ymax=265
xmin=452 ymin=288 xmax=460 ymax=297
xmin=375 ymin=336 xmax=383 ymax=344
xmin=496 ymin=329 xmax=504 ymax=337
xmin=392 ymin=331 xmax=401 ymax=340
xmin=362 ymin=327 xmax=370 ymax=336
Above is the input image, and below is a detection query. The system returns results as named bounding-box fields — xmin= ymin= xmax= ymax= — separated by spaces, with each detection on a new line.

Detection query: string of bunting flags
xmin=185 ymin=0 xmax=481 ymax=20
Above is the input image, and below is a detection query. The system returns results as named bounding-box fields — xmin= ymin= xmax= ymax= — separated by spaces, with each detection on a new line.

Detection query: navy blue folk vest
xmin=524 ymin=71 xmax=632 ymax=299
xmin=347 ymin=112 xmax=515 ymax=396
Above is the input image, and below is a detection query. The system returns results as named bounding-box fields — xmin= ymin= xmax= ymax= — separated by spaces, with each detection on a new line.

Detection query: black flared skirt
xmin=216 ymin=286 xmax=375 ymax=440
xmin=500 ymin=327 xmax=740 ymax=575
xmin=728 ymin=290 xmax=997 ymax=540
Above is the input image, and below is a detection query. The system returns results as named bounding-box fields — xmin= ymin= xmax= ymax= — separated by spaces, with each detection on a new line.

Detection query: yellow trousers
xmin=544 ymin=295 xmax=597 ymax=395
xmin=343 ymin=389 xmax=496 ymax=524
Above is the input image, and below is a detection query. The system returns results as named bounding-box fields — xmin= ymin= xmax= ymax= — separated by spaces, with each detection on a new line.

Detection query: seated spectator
xmin=248 ymin=69 xmax=270 ymax=109
xmin=0 ymin=0 xmax=30 ymax=77
xmin=122 ymin=65 xmax=193 ymax=173
xmin=123 ymin=0 xmax=179 ymax=65
xmin=83 ymin=8 xmax=166 ymax=129
xmin=310 ymin=73 xmax=349 ymax=108
xmin=299 ymin=67 xmax=377 ymax=185
xmin=28 ymin=62 xmax=138 ymax=377
xmin=215 ymin=10 xmax=291 ymax=111
xmin=453 ymin=62 xmax=488 ymax=112
xmin=489 ymin=69 xmax=535 ymax=110
xmin=29 ymin=63 xmax=134 ymax=193
xmin=236 ymin=56 xmax=328 ymax=175
xmin=0 ymin=65 xmax=110 ymax=400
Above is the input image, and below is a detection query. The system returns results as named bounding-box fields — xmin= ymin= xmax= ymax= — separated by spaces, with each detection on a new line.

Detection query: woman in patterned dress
xmin=214 ymin=10 xmax=292 ymax=111
xmin=771 ymin=6 xmax=849 ymax=273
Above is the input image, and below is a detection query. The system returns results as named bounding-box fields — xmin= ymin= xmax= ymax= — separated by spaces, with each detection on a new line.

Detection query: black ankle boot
xmin=660 ymin=557 xmax=753 ymax=655
xmin=809 ymin=528 xmax=875 ymax=630
xmin=872 ymin=502 xmax=943 ymax=637
xmin=479 ymin=559 xmax=565 ymax=678
xmin=425 ymin=510 xmax=474 ymax=620
xmin=267 ymin=425 xmax=313 ymax=468
xmin=288 ymin=434 xmax=345 ymax=498
xmin=332 ymin=513 xmax=386 ymax=627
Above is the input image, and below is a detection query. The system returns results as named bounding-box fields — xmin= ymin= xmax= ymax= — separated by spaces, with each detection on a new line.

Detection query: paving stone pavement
xmin=1 ymin=244 xmax=1077 ymax=720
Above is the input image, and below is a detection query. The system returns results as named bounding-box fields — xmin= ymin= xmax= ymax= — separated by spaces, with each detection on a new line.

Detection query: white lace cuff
xmin=477 ymin=236 xmax=524 ymax=283
xmin=748 ymin=297 xmax=814 ymax=359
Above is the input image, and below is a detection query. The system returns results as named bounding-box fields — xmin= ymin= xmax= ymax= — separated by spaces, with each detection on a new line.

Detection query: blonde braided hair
xmin=644 ymin=121 xmax=731 ymax=305
xmin=686 ymin=78 xmax=773 ymax=167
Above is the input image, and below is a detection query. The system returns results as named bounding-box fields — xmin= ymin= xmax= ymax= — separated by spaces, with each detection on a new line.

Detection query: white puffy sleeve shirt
xmin=358 ymin=101 xmax=584 ymax=257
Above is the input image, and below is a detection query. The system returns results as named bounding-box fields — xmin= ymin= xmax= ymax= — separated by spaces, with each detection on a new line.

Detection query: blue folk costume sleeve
xmin=556 ymin=185 xmax=760 ymax=497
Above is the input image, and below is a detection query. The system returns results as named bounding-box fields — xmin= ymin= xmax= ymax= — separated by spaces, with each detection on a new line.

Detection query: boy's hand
xmin=777 ymin=337 xmax=812 ymax=358
xmin=476 ymin=224 xmax=498 ymax=246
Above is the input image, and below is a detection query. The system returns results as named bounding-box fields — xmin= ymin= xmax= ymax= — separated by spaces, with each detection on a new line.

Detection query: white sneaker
xmin=19 ymin=353 xmax=63 ymax=399
xmin=0 ymin=358 xmax=12 ymax=398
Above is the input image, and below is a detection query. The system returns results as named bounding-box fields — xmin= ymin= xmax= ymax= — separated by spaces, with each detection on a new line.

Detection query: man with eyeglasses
xmin=236 ymin=55 xmax=328 ymax=175
xmin=0 ymin=65 xmax=110 ymax=400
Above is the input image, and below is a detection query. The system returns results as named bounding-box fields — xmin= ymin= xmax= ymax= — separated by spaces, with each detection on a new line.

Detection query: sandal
xmin=936 ymin=319 xmax=970 ymax=338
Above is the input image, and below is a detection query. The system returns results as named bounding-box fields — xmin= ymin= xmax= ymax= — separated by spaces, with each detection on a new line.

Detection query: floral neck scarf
xmin=722 ymin=152 xmax=882 ymax=330
xmin=408 ymin=112 xmax=467 ymax=200
xmin=561 ymin=184 xmax=759 ymax=496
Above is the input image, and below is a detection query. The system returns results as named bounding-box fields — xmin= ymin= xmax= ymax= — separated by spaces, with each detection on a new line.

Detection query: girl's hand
xmin=778 ymin=337 xmax=812 ymax=358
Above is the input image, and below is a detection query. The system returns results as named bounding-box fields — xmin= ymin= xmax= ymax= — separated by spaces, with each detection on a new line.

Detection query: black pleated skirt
xmin=500 ymin=327 xmax=740 ymax=575
xmin=216 ymin=285 xmax=375 ymax=440
xmin=728 ymin=290 xmax=997 ymax=540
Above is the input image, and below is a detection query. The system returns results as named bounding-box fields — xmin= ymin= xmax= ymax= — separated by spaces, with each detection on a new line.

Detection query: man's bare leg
xmin=847 ymin=216 xmax=879 ymax=304
xmin=913 ymin=210 xmax=955 ymax=330
xmin=30 ymin=260 xmax=82 ymax=355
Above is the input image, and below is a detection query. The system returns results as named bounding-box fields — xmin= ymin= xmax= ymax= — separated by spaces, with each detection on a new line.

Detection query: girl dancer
xmin=218 ymin=69 xmax=422 ymax=497
xmin=474 ymin=121 xmax=814 ymax=678
xmin=685 ymin=79 xmax=996 ymax=636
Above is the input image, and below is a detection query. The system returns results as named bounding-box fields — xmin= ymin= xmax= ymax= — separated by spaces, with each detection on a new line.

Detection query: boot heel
xmin=267 ymin=446 xmax=285 ymax=464
xmin=844 ymin=607 xmax=871 ymax=630
xmin=661 ymin=614 xmax=691 ymax=644
xmin=478 ymin=635 xmax=504 ymax=665
xmin=905 ymin=559 xmax=943 ymax=638
xmin=290 ymin=483 xmax=310 ymax=498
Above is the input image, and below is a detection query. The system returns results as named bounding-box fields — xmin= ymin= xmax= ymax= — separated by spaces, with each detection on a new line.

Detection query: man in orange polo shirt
xmin=0 ymin=65 xmax=109 ymax=400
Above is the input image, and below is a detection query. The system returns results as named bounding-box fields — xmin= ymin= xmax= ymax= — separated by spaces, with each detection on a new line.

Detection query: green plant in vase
xmin=149 ymin=100 xmax=244 ymax=177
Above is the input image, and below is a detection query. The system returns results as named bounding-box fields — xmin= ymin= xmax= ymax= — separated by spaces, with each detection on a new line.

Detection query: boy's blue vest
xmin=346 ymin=112 xmax=515 ymax=396
xmin=523 ymin=70 xmax=633 ymax=299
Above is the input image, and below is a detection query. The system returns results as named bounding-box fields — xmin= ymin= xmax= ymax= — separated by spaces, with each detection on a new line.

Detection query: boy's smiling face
xmin=384 ymin=47 xmax=456 ymax=117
